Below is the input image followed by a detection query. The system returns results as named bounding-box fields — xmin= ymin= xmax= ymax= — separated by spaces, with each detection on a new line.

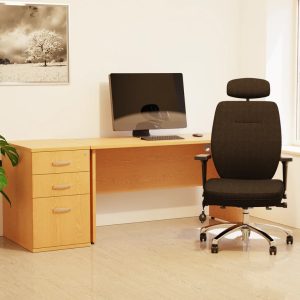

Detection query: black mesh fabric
xmin=203 ymin=178 xmax=284 ymax=208
xmin=211 ymin=101 xmax=281 ymax=179
xmin=203 ymin=100 xmax=283 ymax=208
xmin=227 ymin=78 xmax=270 ymax=99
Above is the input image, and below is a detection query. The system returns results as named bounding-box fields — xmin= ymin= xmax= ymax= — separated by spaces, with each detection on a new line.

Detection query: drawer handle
xmin=52 ymin=160 xmax=71 ymax=167
xmin=52 ymin=184 xmax=71 ymax=190
xmin=52 ymin=207 xmax=71 ymax=214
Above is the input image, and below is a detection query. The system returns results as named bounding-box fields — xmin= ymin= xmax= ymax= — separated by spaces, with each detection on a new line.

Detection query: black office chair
xmin=195 ymin=78 xmax=293 ymax=255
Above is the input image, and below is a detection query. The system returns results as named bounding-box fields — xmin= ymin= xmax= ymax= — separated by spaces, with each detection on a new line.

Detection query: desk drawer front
xmin=33 ymin=194 xmax=90 ymax=249
xmin=32 ymin=150 xmax=90 ymax=174
xmin=33 ymin=172 xmax=90 ymax=198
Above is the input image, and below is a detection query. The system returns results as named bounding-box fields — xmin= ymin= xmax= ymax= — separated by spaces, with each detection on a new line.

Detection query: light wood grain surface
xmin=4 ymin=136 xmax=242 ymax=251
xmin=3 ymin=147 xmax=34 ymax=250
xmin=32 ymin=150 xmax=90 ymax=174
xmin=33 ymin=195 xmax=90 ymax=249
xmin=95 ymin=144 xmax=213 ymax=192
xmin=3 ymin=145 xmax=91 ymax=252
xmin=210 ymin=205 xmax=243 ymax=222
xmin=0 ymin=216 xmax=299 ymax=300
xmin=32 ymin=172 xmax=90 ymax=198
xmin=9 ymin=134 xmax=211 ymax=151
xmin=8 ymin=139 xmax=91 ymax=152
xmin=89 ymin=135 xmax=211 ymax=149
xmin=90 ymin=149 xmax=97 ymax=243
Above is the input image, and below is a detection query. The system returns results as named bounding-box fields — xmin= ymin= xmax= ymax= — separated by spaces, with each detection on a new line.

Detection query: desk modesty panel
xmin=3 ymin=136 xmax=242 ymax=251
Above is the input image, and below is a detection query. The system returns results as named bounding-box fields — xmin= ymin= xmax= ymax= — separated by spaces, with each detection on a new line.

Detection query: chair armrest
xmin=195 ymin=154 xmax=211 ymax=161
xmin=280 ymin=157 xmax=293 ymax=198
xmin=195 ymin=154 xmax=212 ymax=185
xmin=280 ymin=157 xmax=293 ymax=163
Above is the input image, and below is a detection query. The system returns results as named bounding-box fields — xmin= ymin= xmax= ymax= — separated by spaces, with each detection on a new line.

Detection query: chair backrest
xmin=211 ymin=78 xmax=281 ymax=179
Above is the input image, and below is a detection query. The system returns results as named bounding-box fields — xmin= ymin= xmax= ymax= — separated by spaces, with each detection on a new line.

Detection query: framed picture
xmin=0 ymin=2 xmax=69 ymax=85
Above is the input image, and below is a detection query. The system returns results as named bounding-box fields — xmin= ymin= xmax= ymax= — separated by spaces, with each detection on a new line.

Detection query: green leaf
xmin=0 ymin=135 xmax=7 ymax=142
xmin=1 ymin=145 xmax=19 ymax=166
xmin=0 ymin=167 xmax=8 ymax=191
xmin=0 ymin=141 xmax=9 ymax=147
xmin=0 ymin=134 xmax=17 ymax=206
xmin=0 ymin=137 xmax=19 ymax=167
xmin=0 ymin=190 xmax=11 ymax=207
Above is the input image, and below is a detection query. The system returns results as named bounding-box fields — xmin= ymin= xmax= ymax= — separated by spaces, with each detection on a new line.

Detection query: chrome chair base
xmin=200 ymin=209 xmax=293 ymax=255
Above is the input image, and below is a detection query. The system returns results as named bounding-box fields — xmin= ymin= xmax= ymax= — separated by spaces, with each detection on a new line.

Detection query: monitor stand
xmin=132 ymin=129 xmax=150 ymax=137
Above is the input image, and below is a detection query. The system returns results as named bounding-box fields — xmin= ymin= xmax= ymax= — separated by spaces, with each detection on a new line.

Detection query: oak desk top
xmin=10 ymin=134 xmax=211 ymax=152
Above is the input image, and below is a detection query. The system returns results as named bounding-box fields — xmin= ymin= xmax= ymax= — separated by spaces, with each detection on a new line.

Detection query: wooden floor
xmin=0 ymin=216 xmax=300 ymax=300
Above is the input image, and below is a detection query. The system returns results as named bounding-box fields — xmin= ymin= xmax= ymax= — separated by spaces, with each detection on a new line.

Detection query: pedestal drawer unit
xmin=3 ymin=145 xmax=91 ymax=252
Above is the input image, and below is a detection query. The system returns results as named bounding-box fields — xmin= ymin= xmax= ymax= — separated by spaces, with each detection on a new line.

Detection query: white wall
xmin=239 ymin=0 xmax=268 ymax=78
xmin=265 ymin=0 xmax=298 ymax=145
xmin=239 ymin=0 xmax=297 ymax=145
xmin=0 ymin=0 xmax=241 ymax=233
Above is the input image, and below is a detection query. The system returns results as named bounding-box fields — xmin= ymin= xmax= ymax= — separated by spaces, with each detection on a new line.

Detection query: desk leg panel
xmin=209 ymin=206 xmax=243 ymax=223
xmin=90 ymin=150 xmax=97 ymax=243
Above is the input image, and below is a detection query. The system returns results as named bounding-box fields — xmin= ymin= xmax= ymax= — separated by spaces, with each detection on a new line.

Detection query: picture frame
xmin=0 ymin=2 xmax=69 ymax=85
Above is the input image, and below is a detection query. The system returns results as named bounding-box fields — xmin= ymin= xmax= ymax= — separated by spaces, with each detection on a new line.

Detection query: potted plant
xmin=0 ymin=134 xmax=19 ymax=206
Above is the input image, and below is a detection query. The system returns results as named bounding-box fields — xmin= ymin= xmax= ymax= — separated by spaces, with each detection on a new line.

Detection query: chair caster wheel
xmin=200 ymin=232 xmax=207 ymax=242
xmin=269 ymin=246 xmax=277 ymax=255
xmin=199 ymin=212 xmax=206 ymax=223
xmin=211 ymin=244 xmax=218 ymax=253
xmin=286 ymin=235 xmax=293 ymax=245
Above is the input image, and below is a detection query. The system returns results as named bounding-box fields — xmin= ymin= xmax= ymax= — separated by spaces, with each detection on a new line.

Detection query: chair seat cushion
xmin=203 ymin=178 xmax=284 ymax=208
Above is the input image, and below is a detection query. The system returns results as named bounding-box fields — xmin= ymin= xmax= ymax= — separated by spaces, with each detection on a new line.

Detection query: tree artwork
xmin=25 ymin=29 xmax=64 ymax=66
xmin=0 ymin=3 xmax=68 ymax=83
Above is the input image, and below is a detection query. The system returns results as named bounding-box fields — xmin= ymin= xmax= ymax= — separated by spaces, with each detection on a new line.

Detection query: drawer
xmin=33 ymin=194 xmax=90 ymax=249
xmin=33 ymin=172 xmax=90 ymax=198
xmin=32 ymin=150 xmax=90 ymax=174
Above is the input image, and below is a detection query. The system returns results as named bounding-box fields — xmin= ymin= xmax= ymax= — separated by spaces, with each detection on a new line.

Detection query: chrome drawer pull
xmin=52 ymin=207 xmax=71 ymax=214
xmin=52 ymin=160 xmax=71 ymax=167
xmin=52 ymin=184 xmax=71 ymax=190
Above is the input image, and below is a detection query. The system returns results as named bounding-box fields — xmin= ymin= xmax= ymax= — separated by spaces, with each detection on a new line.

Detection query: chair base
xmin=200 ymin=209 xmax=293 ymax=255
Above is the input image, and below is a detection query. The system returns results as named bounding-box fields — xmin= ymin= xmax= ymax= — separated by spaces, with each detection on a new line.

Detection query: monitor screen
xmin=109 ymin=73 xmax=187 ymax=136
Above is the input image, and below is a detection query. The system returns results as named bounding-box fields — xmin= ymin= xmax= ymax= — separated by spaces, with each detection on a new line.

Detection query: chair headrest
xmin=227 ymin=78 xmax=270 ymax=100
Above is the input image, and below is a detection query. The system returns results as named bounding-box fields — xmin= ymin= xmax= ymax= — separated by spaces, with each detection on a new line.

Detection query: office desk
xmin=3 ymin=136 xmax=241 ymax=252
xmin=88 ymin=136 xmax=217 ymax=242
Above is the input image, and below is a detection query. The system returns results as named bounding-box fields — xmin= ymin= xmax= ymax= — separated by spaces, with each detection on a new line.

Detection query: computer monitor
xmin=109 ymin=73 xmax=187 ymax=137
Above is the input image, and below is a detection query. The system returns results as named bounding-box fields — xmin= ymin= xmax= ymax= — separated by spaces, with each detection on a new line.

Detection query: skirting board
xmin=96 ymin=205 xmax=208 ymax=226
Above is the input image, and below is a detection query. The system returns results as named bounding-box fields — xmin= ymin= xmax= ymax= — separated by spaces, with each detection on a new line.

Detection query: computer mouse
xmin=192 ymin=133 xmax=203 ymax=137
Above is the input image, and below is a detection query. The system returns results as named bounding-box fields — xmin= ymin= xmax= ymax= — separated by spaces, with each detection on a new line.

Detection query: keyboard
xmin=141 ymin=135 xmax=184 ymax=141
